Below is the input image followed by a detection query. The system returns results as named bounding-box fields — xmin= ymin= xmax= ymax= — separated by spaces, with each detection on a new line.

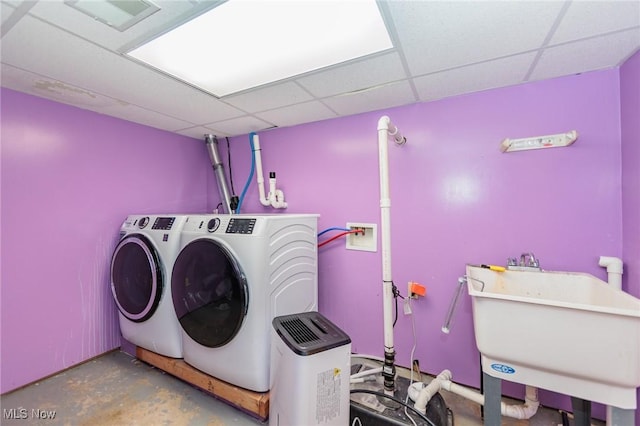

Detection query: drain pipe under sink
xmin=598 ymin=255 xmax=624 ymax=426
xmin=412 ymin=371 xmax=540 ymax=419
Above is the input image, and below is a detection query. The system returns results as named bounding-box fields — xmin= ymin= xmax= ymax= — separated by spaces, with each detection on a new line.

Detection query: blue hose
xmin=236 ymin=132 xmax=256 ymax=213
xmin=317 ymin=227 xmax=351 ymax=237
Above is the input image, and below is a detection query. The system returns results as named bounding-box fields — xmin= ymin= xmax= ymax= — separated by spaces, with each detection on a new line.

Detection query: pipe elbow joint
xmin=377 ymin=115 xmax=391 ymax=131
xmin=598 ymin=256 xmax=623 ymax=274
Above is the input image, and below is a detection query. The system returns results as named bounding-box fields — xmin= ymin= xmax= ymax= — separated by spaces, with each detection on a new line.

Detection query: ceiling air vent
xmin=65 ymin=0 xmax=160 ymax=32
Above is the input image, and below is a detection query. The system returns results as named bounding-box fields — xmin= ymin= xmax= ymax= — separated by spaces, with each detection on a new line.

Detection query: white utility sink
xmin=466 ymin=265 xmax=640 ymax=409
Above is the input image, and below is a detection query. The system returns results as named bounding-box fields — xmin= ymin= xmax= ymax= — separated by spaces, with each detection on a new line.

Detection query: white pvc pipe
xmin=598 ymin=256 xmax=623 ymax=290
xmin=252 ymin=134 xmax=287 ymax=209
xmin=598 ymin=256 xmax=624 ymax=426
xmin=414 ymin=370 xmax=452 ymax=413
xmin=414 ymin=370 xmax=539 ymax=420
xmin=350 ymin=367 xmax=383 ymax=380
xmin=376 ymin=116 xmax=406 ymax=396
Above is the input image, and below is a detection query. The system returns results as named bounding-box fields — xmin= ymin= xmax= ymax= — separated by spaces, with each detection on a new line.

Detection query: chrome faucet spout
xmin=520 ymin=252 xmax=539 ymax=268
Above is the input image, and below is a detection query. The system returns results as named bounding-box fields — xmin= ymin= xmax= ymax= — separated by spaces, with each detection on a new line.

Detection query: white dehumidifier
xmin=270 ymin=311 xmax=351 ymax=426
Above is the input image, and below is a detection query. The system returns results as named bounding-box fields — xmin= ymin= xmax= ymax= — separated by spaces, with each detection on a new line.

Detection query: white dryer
xmin=171 ymin=214 xmax=318 ymax=392
xmin=110 ymin=214 xmax=187 ymax=358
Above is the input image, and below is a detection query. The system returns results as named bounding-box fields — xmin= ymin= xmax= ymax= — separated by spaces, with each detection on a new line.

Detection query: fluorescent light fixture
xmin=126 ymin=0 xmax=393 ymax=97
xmin=500 ymin=130 xmax=578 ymax=153
xmin=65 ymin=0 xmax=160 ymax=32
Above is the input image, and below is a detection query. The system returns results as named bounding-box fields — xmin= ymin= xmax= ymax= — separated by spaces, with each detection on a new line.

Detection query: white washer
xmin=171 ymin=214 xmax=318 ymax=392
xmin=110 ymin=214 xmax=187 ymax=358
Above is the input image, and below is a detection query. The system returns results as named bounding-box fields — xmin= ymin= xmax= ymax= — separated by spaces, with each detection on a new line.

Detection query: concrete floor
xmin=1 ymin=350 xmax=603 ymax=425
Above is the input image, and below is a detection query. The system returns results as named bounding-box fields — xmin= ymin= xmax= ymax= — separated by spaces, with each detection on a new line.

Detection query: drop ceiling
xmin=1 ymin=0 xmax=639 ymax=138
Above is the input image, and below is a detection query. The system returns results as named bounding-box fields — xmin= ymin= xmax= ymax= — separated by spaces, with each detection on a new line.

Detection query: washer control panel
xmin=152 ymin=217 xmax=175 ymax=230
xmin=226 ymin=218 xmax=256 ymax=234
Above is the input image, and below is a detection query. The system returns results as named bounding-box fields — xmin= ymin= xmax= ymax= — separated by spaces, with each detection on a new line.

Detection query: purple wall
xmin=620 ymin=49 xmax=640 ymax=425
xmin=221 ymin=69 xmax=628 ymax=419
xmin=621 ymin=50 xmax=640 ymax=297
xmin=1 ymin=60 xmax=635 ymax=420
xmin=0 ymin=88 xmax=209 ymax=393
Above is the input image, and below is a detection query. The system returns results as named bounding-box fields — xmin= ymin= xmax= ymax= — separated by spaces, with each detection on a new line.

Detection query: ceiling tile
xmin=322 ymin=80 xmax=415 ymax=116
xmin=26 ymin=1 xmax=209 ymax=51
xmin=530 ymin=28 xmax=640 ymax=81
xmin=254 ymin=101 xmax=337 ymax=128
xmin=413 ymin=53 xmax=537 ymax=102
xmin=389 ymin=1 xmax=564 ymax=75
xmin=174 ymin=126 xmax=217 ymax=140
xmin=95 ymin=103 xmax=196 ymax=132
xmin=222 ymin=82 xmax=314 ymax=113
xmin=551 ymin=0 xmax=640 ymax=44
xmin=204 ymin=116 xmax=274 ymax=137
xmin=1 ymin=13 xmax=243 ymax=125
xmin=0 ymin=64 xmax=120 ymax=109
xmin=295 ymin=52 xmax=407 ymax=98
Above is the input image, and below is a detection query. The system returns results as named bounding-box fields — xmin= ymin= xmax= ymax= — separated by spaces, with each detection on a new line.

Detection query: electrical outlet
xmin=408 ymin=281 xmax=415 ymax=299
xmin=345 ymin=222 xmax=377 ymax=252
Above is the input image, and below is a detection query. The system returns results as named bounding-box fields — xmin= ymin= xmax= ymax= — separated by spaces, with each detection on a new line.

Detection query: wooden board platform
xmin=135 ymin=347 xmax=269 ymax=420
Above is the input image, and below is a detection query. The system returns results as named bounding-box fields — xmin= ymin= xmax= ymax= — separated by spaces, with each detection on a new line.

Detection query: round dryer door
xmin=110 ymin=234 xmax=163 ymax=322
xmin=171 ymin=239 xmax=248 ymax=348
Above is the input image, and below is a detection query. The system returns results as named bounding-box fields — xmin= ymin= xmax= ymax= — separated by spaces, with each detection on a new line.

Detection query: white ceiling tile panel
xmin=174 ymin=126 xmax=217 ymax=140
xmin=551 ymin=0 xmax=640 ymax=45
xmin=255 ymin=101 xmax=337 ymax=128
xmin=26 ymin=1 xmax=206 ymax=51
xmin=94 ymin=103 xmax=197 ymax=132
xmin=222 ymin=82 xmax=313 ymax=113
xmin=322 ymin=80 xmax=415 ymax=116
xmin=413 ymin=53 xmax=537 ymax=102
xmin=389 ymin=1 xmax=565 ymax=75
xmin=1 ymin=14 xmax=243 ymax=124
xmin=1 ymin=64 xmax=122 ymax=109
xmin=295 ymin=52 xmax=407 ymax=98
xmin=2 ymin=2 xmax=15 ymax=27
xmin=204 ymin=116 xmax=274 ymax=137
xmin=1 ymin=64 xmax=195 ymax=131
xmin=530 ymin=28 xmax=640 ymax=81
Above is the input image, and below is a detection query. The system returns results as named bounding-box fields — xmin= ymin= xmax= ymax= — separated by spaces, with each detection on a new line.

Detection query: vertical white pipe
xmin=598 ymin=256 xmax=623 ymax=426
xmin=252 ymin=134 xmax=272 ymax=207
xmin=376 ymin=116 xmax=406 ymax=396
xmin=598 ymin=256 xmax=623 ymax=290
xmin=252 ymin=133 xmax=287 ymax=209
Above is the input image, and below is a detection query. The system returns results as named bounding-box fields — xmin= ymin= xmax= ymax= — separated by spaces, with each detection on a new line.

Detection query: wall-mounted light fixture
xmin=500 ymin=130 xmax=578 ymax=153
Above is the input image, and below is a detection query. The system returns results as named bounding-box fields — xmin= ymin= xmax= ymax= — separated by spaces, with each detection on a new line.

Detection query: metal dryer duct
xmin=205 ymin=134 xmax=234 ymax=214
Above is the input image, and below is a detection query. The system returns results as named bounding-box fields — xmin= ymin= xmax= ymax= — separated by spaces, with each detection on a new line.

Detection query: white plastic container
xmin=270 ymin=311 xmax=351 ymax=426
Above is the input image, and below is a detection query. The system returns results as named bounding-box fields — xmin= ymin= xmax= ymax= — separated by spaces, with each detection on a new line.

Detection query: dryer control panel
xmin=152 ymin=217 xmax=175 ymax=230
xmin=226 ymin=218 xmax=256 ymax=234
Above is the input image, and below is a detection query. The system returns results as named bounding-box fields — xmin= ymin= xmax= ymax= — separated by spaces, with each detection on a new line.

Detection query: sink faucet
xmin=519 ymin=252 xmax=539 ymax=268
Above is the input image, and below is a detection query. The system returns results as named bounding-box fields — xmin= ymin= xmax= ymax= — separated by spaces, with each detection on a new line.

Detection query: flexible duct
xmin=205 ymin=134 xmax=233 ymax=214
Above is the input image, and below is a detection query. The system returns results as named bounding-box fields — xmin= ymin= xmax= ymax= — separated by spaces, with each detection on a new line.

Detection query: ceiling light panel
xmin=126 ymin=0 xmax=393 ymax=97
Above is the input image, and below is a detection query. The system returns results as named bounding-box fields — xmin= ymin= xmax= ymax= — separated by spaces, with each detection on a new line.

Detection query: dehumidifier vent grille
xmin=281 ymin=318 xmax=319 ymax=344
